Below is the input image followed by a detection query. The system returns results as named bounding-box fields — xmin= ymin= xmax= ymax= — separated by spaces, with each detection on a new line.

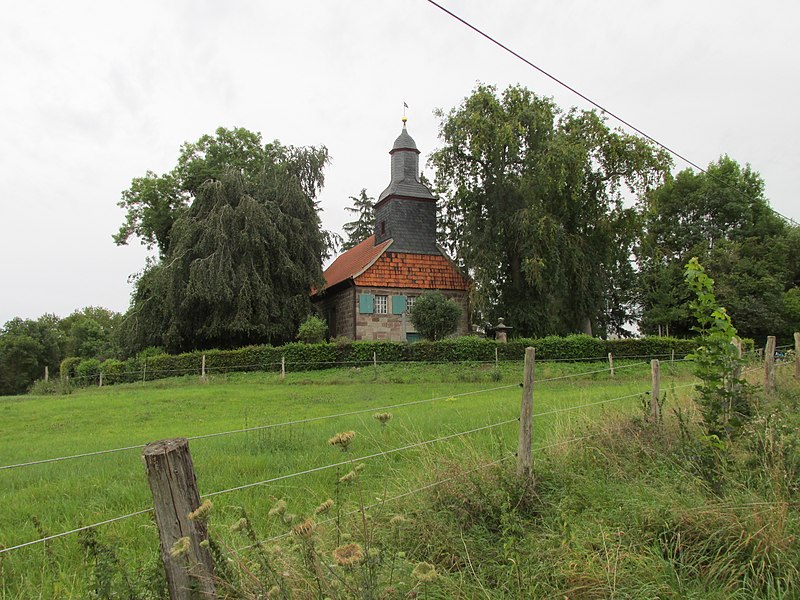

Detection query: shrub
xmin=60 ymin=356 xmax=82 ymax=380
xmin=99 ymin=359 xmax=126 ymax=385
xmin=296 ymin=315 xmax=327 ymax=344
xmin=75 ymin=358 xmax=101 ymax=385
xmin=410 ymin=292 xmax=462 ymax=341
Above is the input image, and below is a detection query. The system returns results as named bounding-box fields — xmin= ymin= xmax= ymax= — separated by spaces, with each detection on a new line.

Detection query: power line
xmin=424 ymin=0 xmax=797 ymax=226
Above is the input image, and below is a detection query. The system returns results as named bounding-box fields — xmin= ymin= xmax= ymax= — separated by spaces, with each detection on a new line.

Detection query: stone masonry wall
xmin=354 ymin=286 xmax=470 ymax=341
xmin=313 ymin=286 xmax=356 ymax=339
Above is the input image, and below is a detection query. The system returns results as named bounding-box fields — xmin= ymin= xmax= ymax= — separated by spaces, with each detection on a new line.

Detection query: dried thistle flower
xmin=412 ymin=561 xmax=437 ymax=582
xmin=332 ymin=542 xmax=364 ymax=566
xmin=314 ymin=499 xmax=334 ymax=515
xmin=188 ymin=499 xmax=212 ymax=522
xmin=339 ymin=470 xmax=357 ymax=484
xmin=291 ymin=517 xmax=316 ymax=539
xmin=268 ymin=499 xmax=287 ymax=517
xmin=328 ymin=430 xmax=356 ymax=451
xmin=373 ymin=412 xmax=393 ymax=426
xmin=169 ymin=536 xmax=191 ymax=558
xmin=230 ymin=518 xmax=248 ymax=533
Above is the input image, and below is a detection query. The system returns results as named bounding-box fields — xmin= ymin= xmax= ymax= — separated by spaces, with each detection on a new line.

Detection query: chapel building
xmin=311 ymin=120 xmax=470 ymax=341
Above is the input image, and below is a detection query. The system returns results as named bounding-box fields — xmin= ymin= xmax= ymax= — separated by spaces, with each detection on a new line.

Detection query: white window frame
xmin=406 ymin=296 xmax=417 ymax=312
xmin=375 ymin=294 xmax=388 ymax=314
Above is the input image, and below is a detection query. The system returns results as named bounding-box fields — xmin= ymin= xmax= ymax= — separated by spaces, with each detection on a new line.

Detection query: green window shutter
xmin=359 ymin=293 xmax=374 ymax=314
xmin=391 ymin=295 xmax=407 ymax=315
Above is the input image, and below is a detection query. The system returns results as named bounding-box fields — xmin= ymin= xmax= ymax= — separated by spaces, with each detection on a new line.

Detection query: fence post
xmin=143 ymin=438 xmax=217 ymax=600
xmin=201 ymin=354 xmax=206 ymax=381
xmin=143 ymin=360 xmax=147 ymax=385
xmin=280 ymin=355 xmax=286 ymax=380
xmin=99 ymin=372 xmax=103 ymax=387
xmin=373 ymin=351 xmax=378 ymax=368
xmin=671 ymin=349 xmax=675 ymax=364
xmin=764 ymin=336 xmax=776 ymax=394
xmin=607 ymin=352 xmax=614 ymax=377
xmin=495 ymin=347 xmax=499 ymax=368
xmin=795 ymin=332 xmax=800 ymax=380
xmin=650 ymin=359 xmax=661 ymax=423
xmin=517 ymin=347 xmax=535 ymax=480
xmin=45 ymin=366 xmax=49 ymax=382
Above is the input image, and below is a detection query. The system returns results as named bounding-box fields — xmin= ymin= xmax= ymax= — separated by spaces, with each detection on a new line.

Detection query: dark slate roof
xmin=392 ymin=125 xmax=418 ymax=151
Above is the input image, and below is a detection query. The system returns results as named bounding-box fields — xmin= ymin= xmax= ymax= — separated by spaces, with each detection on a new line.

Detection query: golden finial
xmin=402 ymin=101 xmax=408 ymax=124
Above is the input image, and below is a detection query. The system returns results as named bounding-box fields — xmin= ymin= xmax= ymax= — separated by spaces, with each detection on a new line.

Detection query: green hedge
xmin=63 ymin=335 xmax=702 ymax=389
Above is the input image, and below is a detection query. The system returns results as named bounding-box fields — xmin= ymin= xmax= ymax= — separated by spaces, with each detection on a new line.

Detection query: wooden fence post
xmin=280 ymin=355 xmax=286 ymax=380
xmin=44 ymin=366 xmax=49 ymax=382
xmin=495 ymin=347 xmax=499 ymax=368
xmin=201 ymin=354 xmax=206 ymax=381
xmin=764 ymin=336 xmax=776 ymax=394
xmin=732 ymin=337 xmax=743 ymax=381
xmin=608 ymin=352 xmax=614 ymax=377
xmin=373 ymin=351 xmax=377 ymax=367
xmin=671 ymin=349 xmax=675 ymax=364
xmin=517 ymin=347 xmax=535 ymax=479
xmin=99 ymin=372 xmax=103 ymax=387
xmin=650 ymin=359 xmax=661 ymax=423
xmin=143 ymin=438 xmax=217 ymax=600
xmin=794 ymin=332 xmax=800 ymax=380
xmin=142 ymin=360 xmax=147 ymax=385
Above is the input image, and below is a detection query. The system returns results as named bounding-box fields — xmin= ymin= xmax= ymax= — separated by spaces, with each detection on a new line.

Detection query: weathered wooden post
xmin=764 ymin=336 xmax=776 ymax=394
xmin=44 ymin=366 xmax=49 ymax=382
xmin=495 ymin=346 xmax=499 ymax=368
xmin=142 ymin=360 xmax=147 ymax=385
xmin=608 ymin=352 xmax=615 ymax=377
xmin=650 ymin=359 xmax=661 ymax=423
xmin=280 ymin=355 xmax=286 ymax=380
xmin=143 ymin=438 xmax=217 ymax=600
xmin=794 ymin=332 xmax=800 ymax=380
xmin=99 ymin=372 xmax=103 ymax=387
xmin=671 ymin=349 xmax=675 ymax=364
xmin=517 ymin=347 xmax=535 ymax=479
xmin=201 ymin=355 xmax=206 ymax=381
xmin=373 ymin=351 xmax=378 ymax=367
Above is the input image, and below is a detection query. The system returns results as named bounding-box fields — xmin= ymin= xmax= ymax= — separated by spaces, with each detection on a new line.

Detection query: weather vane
xmin=402 ymin=101 xmax=408 ymax=124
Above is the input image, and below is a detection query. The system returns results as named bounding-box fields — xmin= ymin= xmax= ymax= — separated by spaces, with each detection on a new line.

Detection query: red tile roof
xmin=355 ymin=251 xmax=469 ymax=290
xmin=314 ymin=236 xmax=470 ymax=296
xmin=318 ymin=235 xmax=392 ymax=291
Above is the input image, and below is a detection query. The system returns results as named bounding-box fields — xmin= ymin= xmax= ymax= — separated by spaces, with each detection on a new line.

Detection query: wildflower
xmin=169 ymin=537 xmax=191 ymax=558
xmin=339 ymin=470 xmax=357 ymax=484
xmin=314 ymin=499 xmax=334 ymax=515
xmin=373 ymin=412 xmax=393 ymax=426
xmin=412 ymin=562 xmax=437 ymax=582
xmin=333 ymin=542 xmax=364 ymax=566
xmin=188 ymin=499 xmax=212 ymax=522
xmin=291 ymin=517 xmax=316 ymax=539
xmin=268 ymin=499 xmax=287 ymax=517
xmin=328 ymin=430 xmax=356 ymax=451
xmin=230 ymin=518 xmax=248 ymax=533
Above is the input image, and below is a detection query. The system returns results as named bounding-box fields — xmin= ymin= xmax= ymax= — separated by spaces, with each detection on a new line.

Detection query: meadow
xmin=0 ymin=358 xmax=696 ymax=598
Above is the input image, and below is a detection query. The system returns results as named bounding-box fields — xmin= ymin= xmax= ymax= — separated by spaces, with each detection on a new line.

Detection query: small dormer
xmin=374 ymin=120 xmax=438 ymax=254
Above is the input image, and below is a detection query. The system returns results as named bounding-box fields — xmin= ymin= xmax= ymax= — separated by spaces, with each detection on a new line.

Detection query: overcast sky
xmin=1 ymin=0 xmax=798 ymax=325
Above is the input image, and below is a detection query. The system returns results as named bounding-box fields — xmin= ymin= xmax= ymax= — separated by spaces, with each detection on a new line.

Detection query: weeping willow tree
xmin=120 ymin=142 xmax=329 ymax=353
xmin=431 ymin=84 xmax=671 ymax=337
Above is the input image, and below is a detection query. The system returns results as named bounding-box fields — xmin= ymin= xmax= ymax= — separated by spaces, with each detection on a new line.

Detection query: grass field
xmin=0 ymin=358 xmax=702 ymax=598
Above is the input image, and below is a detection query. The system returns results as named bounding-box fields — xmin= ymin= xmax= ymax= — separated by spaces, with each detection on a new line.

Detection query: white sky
xmin=1 ymin=0 xmax=798 ymax=325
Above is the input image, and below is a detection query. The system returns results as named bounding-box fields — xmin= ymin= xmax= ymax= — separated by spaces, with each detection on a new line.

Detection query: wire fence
xmin=1 ymin=352 xmax=794 ymax=560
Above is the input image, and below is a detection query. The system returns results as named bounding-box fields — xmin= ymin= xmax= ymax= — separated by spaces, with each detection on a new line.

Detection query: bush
xmin=296 ymin=315 xmax=327 ymax=344
xmin=60 ymin=356 xmax=82 ymax=380
xmin=75 ymin=358 xmax=101 ymax=385
xmin=99 ymin=359 xmax=126 ymax=385
xmin=410 ymin=291 xmax=462 ymax=341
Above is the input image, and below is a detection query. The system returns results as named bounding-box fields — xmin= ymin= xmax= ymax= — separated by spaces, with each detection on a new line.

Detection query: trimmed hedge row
xmin=60 ymin=335 xmax=702 ymax=388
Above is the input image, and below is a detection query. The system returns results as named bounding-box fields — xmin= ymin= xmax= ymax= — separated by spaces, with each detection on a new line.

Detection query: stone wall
xmin=313 ymin=286 xmax=356 ymax=339
xmin=354 ymin=286 xmax=470 ymax=341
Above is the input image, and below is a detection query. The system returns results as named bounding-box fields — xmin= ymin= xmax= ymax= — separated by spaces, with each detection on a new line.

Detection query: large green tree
xmin=341 ymin=189 xmax=375 ymax=250
xmin=0 ymin=315 xmax=63 ymax=395
xmin=431 ymin=84 xmax=670 ymax=337
xmin=637 ymin=156 xmax=800 ymax=341
xmin=119 ymin=137 xmax=331 ymax=354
